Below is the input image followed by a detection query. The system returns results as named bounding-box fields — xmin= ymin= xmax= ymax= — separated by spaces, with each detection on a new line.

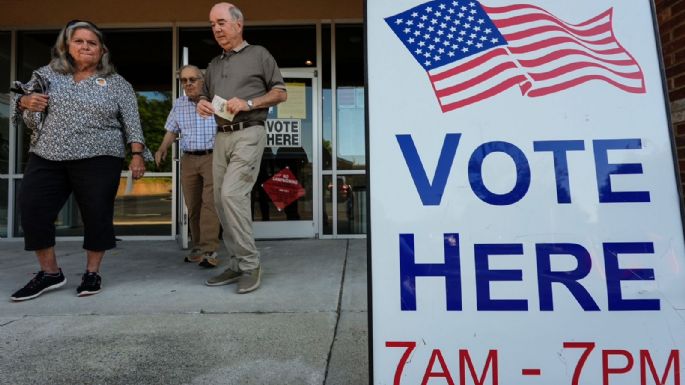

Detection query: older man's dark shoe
xmin=11 ymin=269 xmax=66 ymax=301
xmin=237 ymin=265 xmax=261 ymax=294
xmin=76 ymin=271 xmax=102 ymax=297
xmin=205 ymin=267 xmax=241 ymax=286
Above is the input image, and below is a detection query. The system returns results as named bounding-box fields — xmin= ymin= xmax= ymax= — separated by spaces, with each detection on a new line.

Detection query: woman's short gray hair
xmin=50 ymin=21 xmax=116 ymax=76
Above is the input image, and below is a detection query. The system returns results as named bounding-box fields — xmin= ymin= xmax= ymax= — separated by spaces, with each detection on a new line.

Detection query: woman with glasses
xmin=10 ymin=20 xmax=153 ymax=301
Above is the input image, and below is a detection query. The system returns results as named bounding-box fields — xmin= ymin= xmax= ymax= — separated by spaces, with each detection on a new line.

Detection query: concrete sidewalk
xmin=0 ymin=239 xmax=369 ymax=385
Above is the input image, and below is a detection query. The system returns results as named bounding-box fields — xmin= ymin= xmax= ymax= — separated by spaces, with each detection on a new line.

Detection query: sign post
xmin=367 ymin=0 xmax=685 ymax=384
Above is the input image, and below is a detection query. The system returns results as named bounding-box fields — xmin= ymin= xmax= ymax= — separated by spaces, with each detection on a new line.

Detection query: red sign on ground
xmin=262 ymin=167 xmax=305 ymax=211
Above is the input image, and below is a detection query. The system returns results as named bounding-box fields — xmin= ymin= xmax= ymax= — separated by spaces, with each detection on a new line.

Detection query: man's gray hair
xmin=177 ymin=64 xmax=204 ymax=79
xmin=228 ymin=5 xmax=244 ymax=22
xmin=49 ymin=21 xmax=116 ymax=76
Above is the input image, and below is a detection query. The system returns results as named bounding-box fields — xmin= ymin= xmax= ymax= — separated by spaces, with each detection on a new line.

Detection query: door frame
xmin=175 ymin=48 xmax=190 ymax=248
xmin=253 ymin=67 xmax=320 ymax=239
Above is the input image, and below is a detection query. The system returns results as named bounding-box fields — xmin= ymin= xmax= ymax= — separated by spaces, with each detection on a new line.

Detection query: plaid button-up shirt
xmin=164 ymin=96 xmax=216 ymax=152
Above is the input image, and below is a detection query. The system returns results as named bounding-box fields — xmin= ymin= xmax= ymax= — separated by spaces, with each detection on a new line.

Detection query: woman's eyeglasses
xmin=180 ymin=77 xmax=201 ymax=85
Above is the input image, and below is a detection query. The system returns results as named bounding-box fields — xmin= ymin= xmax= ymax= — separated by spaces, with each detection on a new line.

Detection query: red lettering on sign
xmin=421 ymin=349 xmax=455 ymax=385
xmin=386 ymin=341 xmax=417 ymax=385
xmin=603 ymin=349 xmax=634 ymax=385
xmin=459 ymin=349 xmax=499 ymax=385
xmin=640 ymin=350 xmax=681 ymax=385
xmin=564 ymin=342 xmax=596 ymax=385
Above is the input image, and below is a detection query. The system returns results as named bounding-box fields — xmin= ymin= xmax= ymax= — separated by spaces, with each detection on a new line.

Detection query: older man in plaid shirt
xmin=155 ymin=64 xmax=221 ymax=267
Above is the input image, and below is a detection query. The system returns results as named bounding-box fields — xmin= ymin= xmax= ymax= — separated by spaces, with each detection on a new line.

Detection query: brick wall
xmin=657 ymin=0 xmax=685 ymax=191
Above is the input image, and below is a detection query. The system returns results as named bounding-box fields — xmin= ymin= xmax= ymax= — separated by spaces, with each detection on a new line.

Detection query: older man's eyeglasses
xmin=180 ymin=77 xmax=200 ymax=85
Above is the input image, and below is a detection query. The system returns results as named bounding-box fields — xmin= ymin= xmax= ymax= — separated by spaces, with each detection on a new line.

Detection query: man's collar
xmin=220 ymin=41 xmax=250 ymax=59
xmin=186 ymin=95 xmax=201 ymax=104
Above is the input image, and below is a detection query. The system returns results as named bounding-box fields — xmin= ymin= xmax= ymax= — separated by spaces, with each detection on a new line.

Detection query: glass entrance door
xmin=176 ymin=49 xmax=190 ymax=249
xmin=252 ymin=68 xmax=318 ymax=238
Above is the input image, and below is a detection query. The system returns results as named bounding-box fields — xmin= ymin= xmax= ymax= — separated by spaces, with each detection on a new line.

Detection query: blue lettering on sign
xmin=396 ymin=134 xmax=650 ymax=206
xmin=398 ymin=234 xmax=660 ymax=312
xmin=593 ymin=139 xmax=651 ymax=203
xmin=469 ymin=141 xmax=530 ymax=205
xmin=533 ymin=140 xmax=585 ymax=203
xmin=604 ymin=242 xmax=659 ymax=310
xmin=396 ymin=134 xmax=461 ymax=206
xmin=399 ymin=233 xmax=462 ymax=311
xmin=536 ymin=243 xmax=599 ymax=311
xmin=474 ymin=243 xmax=527 ymax=310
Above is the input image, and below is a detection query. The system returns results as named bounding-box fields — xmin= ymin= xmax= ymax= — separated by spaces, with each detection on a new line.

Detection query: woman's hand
xmin=129 ymin=153 xmax=146 ymax=179
xmin=20 ymin=93 xmax=49 ymax=112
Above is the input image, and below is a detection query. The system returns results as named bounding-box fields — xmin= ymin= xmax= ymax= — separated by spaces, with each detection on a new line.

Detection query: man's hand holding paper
xmin=211 ymin=95 xmax=236 ymax=121
xmin=197 ymin=95 xmax=251 ymax=121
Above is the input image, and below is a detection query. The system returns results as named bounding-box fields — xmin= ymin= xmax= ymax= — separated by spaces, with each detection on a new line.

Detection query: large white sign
xmin=368 ymin=0 xmax=685 ymax=384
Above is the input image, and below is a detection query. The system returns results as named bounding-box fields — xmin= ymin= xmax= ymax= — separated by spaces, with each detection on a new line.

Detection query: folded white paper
xmin=211 ymin=95 xmax=235 ymax=121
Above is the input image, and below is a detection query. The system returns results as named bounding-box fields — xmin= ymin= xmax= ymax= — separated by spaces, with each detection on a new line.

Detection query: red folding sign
xmin=261 ymin=167 xmax=305 ymax=211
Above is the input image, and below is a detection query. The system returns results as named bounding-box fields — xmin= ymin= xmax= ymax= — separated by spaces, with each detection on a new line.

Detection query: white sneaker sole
xmin=205 ymin=277 xmax=240 ymax=286
xmin=10 ymin=278 xmax=67 ymax=301
xmin=77 ymin=287 xmax=102 ymax=297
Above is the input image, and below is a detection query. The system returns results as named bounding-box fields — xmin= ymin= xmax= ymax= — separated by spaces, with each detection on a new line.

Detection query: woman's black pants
xmin=20 ymin=154 xmax=123 ymax=251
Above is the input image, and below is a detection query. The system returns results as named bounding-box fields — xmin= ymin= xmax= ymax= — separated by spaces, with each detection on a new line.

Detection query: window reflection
xmin=322 ymin=25 xmax=333 ymax=171
xmin=322 ymin=24 xmax=367 ymax=237
xmin=323 ymin=175 xmax=333 ymax=235
xmin=15 ymin=31 xmax=58 ymax=172
xmin=0 ymin=180 xmax=6 ymax=237
xmin=335 ymin=174 xmax=366 ymax=234
xmin=105 ymin=29 xmax=172 ymax=172
xmin=16 ymin=31 xmax=56 ymax=85
xmin=135 ymin=91 xmax=172 ymax=171
xmin=114 ymin=176 xmax=172 ymax=236
xmin=12 ymin=179 xmax=20 ymax=236
xmin=101 ymin=29 xmax=173 ymax=234
xmin=335 ymin=24 xmax=365 ymax=171
xmin=1 ymin=31 xmax=10 ymax=174
xmin=322 ymin=174 xmax=367 ymax=235
xmin=336 ymin=87 xmax=365 ymax=170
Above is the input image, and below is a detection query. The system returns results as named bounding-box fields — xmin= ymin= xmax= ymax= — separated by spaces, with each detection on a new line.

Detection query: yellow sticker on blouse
xmin=96 ymin=78 xmax=107 ymax=87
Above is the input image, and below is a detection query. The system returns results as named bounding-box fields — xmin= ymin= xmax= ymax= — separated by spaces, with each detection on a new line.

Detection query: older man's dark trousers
xmin=20 ymin=154 xmax=123 ymax=251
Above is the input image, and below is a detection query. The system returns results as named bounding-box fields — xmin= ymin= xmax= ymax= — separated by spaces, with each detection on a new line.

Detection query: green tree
xmin=134 ymin=93 xmax=172 ymax=171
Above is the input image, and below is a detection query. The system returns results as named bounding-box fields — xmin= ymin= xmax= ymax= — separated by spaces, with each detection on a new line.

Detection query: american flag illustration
xmin=385 ymin=0 xmax=646 ymax=112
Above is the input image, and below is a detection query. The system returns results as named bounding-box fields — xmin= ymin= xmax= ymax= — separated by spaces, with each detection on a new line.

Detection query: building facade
xmin=0 ymin=0 xmax=682 ymax=242
xmin=657 ymin=0 xmax=685 ymax=195
xmin=0 ymin=0 xmax=366 ymax=242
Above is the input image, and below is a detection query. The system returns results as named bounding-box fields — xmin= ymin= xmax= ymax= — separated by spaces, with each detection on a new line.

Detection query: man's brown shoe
xmin=205 ymin=268 xmax=241 ymax=286
xmin=184 ymin=248 xmax=203 ymax=263
xmin=237 ymin=266 xmax=261 ymax=294
xmin=198 ymin=252 xmax=219 ymax=268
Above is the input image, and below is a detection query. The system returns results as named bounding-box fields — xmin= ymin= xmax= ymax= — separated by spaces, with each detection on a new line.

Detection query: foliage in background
xmin=134 ymin=93 xmax=172 ymax=172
